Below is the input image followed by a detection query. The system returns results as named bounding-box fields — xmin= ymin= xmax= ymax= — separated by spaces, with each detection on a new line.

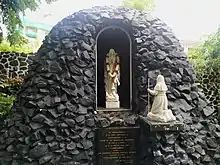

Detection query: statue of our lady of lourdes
xmin=147 ymin=74 xmax=176 ymax=122
xmin=104 ymin=49 xmax=120 ymax=108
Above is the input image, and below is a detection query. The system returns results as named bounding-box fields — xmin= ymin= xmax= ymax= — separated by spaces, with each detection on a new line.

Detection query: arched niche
xmin=95 ymin=26 xmax=132 ymax=111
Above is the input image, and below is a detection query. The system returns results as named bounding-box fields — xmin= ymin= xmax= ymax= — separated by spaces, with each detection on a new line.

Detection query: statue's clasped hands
xmin=108 ymin=72 xmax=117 ymax=78
xmin=108 ymin=72 xmax=114 ymax=77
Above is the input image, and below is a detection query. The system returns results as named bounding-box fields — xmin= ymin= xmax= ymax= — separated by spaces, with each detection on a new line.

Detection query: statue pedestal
xmin=140 ymin=116 xmax=183 ymax=132
xmin=106 ymin=101 xmax=120 ymax=108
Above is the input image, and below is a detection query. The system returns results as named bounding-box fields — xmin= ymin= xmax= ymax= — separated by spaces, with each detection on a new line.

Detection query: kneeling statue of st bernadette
xmin=147 ymin=74 xmax=176 ymax=123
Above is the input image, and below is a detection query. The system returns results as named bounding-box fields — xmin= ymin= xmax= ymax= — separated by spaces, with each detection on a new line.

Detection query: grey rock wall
xmin=0 ymin=6 xmax=219 ymax=165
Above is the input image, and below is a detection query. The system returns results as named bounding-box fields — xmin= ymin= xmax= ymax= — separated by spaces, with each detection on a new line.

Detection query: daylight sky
xmin=26 ymin=0 xmax=220 ymax=41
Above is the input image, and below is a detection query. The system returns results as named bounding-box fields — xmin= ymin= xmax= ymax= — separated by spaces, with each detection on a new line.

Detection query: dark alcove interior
xmin=97 ymin=27 xmax=131 ymax=109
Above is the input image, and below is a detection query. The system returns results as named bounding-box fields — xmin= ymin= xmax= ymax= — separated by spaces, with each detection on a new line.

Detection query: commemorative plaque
xmin=95 ymin=127 xmax=140 ymax=165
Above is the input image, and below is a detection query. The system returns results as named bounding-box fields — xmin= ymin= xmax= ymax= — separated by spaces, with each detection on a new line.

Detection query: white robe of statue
xmin=105 ymin=49 xmax=120 ymax=104
xmin=147 ymin=74 xmax=176 ymax=122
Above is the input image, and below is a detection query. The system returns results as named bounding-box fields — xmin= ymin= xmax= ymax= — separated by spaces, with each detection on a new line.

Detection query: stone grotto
xmin=0 ymin=6 xmax=219 ymax=165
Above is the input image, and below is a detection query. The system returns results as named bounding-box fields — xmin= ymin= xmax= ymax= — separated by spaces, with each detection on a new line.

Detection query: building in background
xmin=180 ymin=40 xmax=203 ymax=54
xmin=17 ymin=13 xmax=53 ymax=50
xmin=18 ymin=13 xmax=53 ymax=40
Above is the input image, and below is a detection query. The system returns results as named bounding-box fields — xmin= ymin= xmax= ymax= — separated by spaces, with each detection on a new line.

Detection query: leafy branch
xmin=0 ymin=0 xmax=57 ymax=46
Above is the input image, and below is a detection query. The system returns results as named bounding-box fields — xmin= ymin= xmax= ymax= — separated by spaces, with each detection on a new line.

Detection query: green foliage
xmin=0 ymin=39 xmax=34 ymax=53
xmin=188 ymin=27 xmax=220 ymax=121
xmin=122 ymin=0 xmax=155 ymax=11
xmin=45 ymin=0 xmax=58 ymax=4
xmin=203 ymin=28 xmax=220 ymax=59
xmin=6 ymin=8 xmax=28 ymax=46
xmin=188 ymin=27 xmax=220 ymax=71
xmin=0 ymin=0 xmax=57 ymax=46
xmin=0 ymin=93 xmax=15 ymax=117
xmin=0 ymin=77 xmax=22 ymax=118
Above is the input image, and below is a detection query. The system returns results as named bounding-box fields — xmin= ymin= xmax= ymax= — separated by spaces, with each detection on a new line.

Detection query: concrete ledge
xmin=140 ymin=116 xmax=184 ymax=132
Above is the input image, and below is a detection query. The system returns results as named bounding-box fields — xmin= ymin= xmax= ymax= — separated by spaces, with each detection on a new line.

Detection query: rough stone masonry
xmin=0 ymin=6 xmax=219 ymax=165
xmin=0 ymin=52 xmax=34 ymax=79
